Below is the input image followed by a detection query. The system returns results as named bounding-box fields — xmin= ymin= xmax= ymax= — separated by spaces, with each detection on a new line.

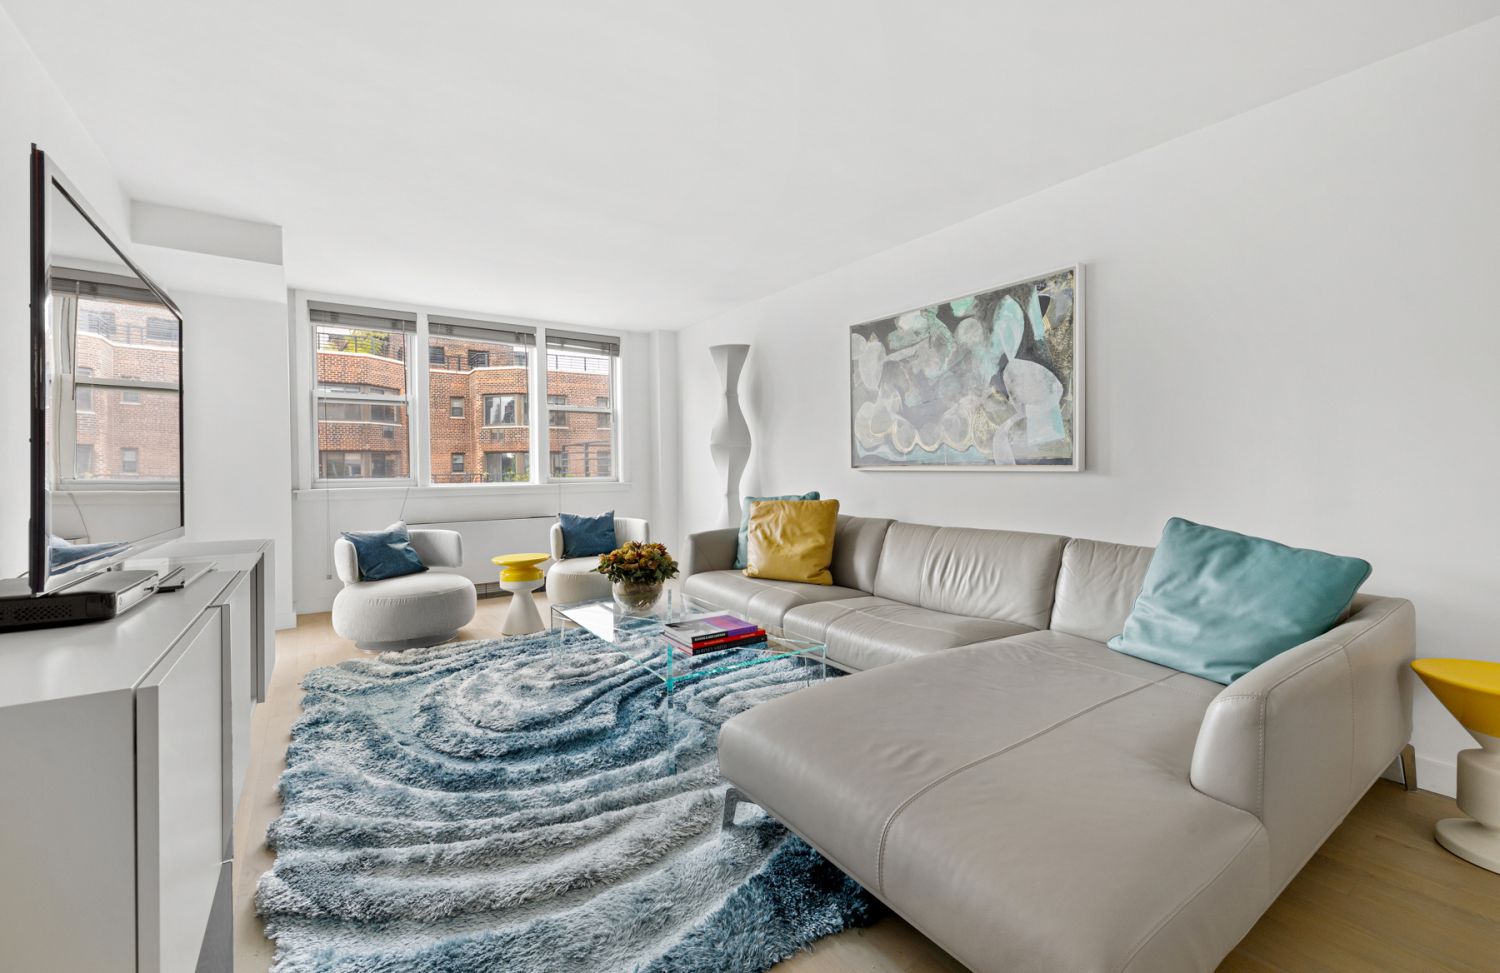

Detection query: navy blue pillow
xmin=342 ymin=521 xmax=427 ymax=581
xmin=560 ymin=511 xmax=617 ymax=559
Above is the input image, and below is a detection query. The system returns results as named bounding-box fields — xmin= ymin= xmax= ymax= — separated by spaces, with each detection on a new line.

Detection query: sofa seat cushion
xmin=718 ymin=635 xmax=1268 ymax=973
xmin=782 ymin=596 xmax=1035 ymax=671
xmin=680 ymin=570 xmax=864 ymax=629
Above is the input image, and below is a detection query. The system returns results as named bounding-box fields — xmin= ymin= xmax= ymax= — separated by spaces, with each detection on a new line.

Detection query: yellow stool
xmin=493 ymin=553 xmax=549 ymax=636
xmin=1412 ymin=658 xmax=1500 ymax=872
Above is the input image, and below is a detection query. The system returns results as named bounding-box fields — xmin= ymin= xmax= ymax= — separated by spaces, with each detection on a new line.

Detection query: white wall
xmin=677 ymin=19 xmax=1500 ymax=796
xmin=0 ymin=7 xmax=129 ymax=579
xmin=176 ymin=291 xmax=295 ymax=627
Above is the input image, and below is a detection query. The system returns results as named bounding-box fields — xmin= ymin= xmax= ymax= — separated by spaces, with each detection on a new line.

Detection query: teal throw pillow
xmin=342 ymin=521 xmax=427 ymax=582
xmin=1108 ymin=517 xmax=1371 ymax=684
xmin=733 ymin=492 xmax=820 ymax=569
xmin=559 ymin=510 xmax=617 ymax=559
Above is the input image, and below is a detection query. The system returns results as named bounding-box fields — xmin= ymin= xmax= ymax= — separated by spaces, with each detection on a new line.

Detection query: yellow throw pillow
xmin=743 ymin=499 xmax=840 ymax=585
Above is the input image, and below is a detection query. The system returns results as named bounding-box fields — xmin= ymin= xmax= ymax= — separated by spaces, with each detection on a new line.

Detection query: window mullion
xmin=413 ymin=312 xmax=431 ymax=486
xmin=533 ymin=327 xmax=547 ymax=483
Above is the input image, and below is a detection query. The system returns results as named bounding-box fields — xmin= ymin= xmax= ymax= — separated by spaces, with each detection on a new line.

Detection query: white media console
xmin=0 ymin=538 xmax=274 ymax=973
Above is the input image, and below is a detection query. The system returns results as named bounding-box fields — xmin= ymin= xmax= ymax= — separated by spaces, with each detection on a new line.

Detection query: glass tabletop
xmin=549 ymin=590 xmax=827 ymax=689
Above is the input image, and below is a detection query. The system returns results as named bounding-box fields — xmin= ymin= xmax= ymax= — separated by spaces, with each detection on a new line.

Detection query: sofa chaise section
xmin=717 ymin=528 xmax=1417 ymax=973
xmin=719 ymin=634 xmax=1264 ymax=973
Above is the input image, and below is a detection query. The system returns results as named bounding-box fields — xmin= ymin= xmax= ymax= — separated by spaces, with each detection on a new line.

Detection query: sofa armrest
xmin=408 ymin=529 xmax=463 ymax=569
xmin=680 ymin=527 xmax=739 ymax=582
xmin=333 ymin=538 xmax=360 ymax=585
xmin=550 ymin=523 xmax=566 ymax=562
xmin=1190 ymin=595 xmax=1415 ymax=889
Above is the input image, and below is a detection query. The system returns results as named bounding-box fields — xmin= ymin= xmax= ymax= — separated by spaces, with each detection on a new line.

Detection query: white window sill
xmin=295 ymin=479 xmax=632 ymax=502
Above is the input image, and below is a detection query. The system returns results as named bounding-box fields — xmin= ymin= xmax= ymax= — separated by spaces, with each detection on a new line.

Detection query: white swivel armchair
xmin=332 ymin=528 xmax=477 ymax=650
xmin=546 ymin=517 xmax=649 ymax=606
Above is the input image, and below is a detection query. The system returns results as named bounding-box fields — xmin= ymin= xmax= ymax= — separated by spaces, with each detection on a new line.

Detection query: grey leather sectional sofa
xmin=681 ymin=516 xmax=1416 ymax=973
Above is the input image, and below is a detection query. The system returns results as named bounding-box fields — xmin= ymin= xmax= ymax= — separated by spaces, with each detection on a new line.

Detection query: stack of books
xmin=661 ymin=614 xmax=767 ymax=655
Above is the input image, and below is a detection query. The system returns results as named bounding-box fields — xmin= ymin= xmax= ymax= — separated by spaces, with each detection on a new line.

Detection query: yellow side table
xmin=1412 ymin=658 xmax=1500 ymax=872
xmin=493 ymin=553 xmax=549 ymax=636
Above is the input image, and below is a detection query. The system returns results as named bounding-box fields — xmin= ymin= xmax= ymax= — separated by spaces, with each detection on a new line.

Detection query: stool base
xmin=1436 ymin=817 xmax=1500 ymax=873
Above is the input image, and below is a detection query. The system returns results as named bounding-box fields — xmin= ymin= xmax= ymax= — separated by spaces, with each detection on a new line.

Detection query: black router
xmin=0 ymin=570 xmax=161 ymax=632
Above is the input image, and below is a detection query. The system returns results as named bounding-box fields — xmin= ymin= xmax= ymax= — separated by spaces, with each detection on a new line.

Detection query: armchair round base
xmin=356 ymin=631 xmax=459 ymax=652
xmin=332 ymin=572 xmax=477 ymax=649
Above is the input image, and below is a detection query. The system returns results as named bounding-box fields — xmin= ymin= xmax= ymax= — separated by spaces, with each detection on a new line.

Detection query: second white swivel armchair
xmin=546 ymin=517 xmax=649 ymax=606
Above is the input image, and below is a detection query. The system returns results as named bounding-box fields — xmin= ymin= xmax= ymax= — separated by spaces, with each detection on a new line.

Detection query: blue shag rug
xmin=256 ymin=628 xmax=884 ymax=973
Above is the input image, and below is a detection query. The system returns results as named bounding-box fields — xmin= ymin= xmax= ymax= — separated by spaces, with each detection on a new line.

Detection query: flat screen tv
xmin=29 ymin=146 xmax=184 ymax=594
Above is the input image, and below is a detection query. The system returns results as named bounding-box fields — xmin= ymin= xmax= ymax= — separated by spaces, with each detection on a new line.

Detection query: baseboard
xmin=1417 ymin=754 xmax=1457 ymax=798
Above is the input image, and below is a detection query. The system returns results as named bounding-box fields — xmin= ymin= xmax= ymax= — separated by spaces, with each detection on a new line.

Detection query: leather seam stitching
xmin=1016 ymin=643 xmax=1216 ymax=696
xmin=873 ymin=680 xmax=1156 ymax=896
xmin=1112 ymin=822 xmax=1267 ymax=973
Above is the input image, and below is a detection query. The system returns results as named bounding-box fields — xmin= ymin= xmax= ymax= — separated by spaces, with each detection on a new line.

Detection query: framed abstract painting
xmin=850 ymin=265 xmax=1083 ymax=471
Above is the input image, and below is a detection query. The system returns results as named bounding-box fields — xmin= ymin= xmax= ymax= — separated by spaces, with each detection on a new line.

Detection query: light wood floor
xmin=234 ymin=595 xmax=1500 ymax=972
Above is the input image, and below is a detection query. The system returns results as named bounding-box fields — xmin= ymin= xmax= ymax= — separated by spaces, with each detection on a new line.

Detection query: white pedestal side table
xmin=493 ymin=553 xmax=549 ymax=636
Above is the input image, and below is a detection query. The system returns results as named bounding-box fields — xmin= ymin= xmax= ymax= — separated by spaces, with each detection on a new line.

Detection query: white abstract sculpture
xmin=709 ymin=344 xmax=752 ymax=528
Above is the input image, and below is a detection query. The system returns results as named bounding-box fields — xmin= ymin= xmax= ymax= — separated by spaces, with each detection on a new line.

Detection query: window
xmin=84 ymin=308 xmax=116 ymax=337
xmin=547 ymin=332 xmax=618 ymax=479
xmin=146 ymin=316 xmax=179 ymax=343
xmin=304 ymin=301 xmax=619 ymax=488
xmin=56 ymin=279 xmax=181 ymax=484
xmin=75 ymin=367 xmax=93 ymax=412
xmin=484 ymin=451 xmax=528 ymax=482
xmin=427 ymin=318 xmax=535 ymax=484
xmin=483 ymin=394 xmax=527 ymax=426
xmin=320 ymin=450 xmax=400 ymax=479
xmin=313 ymin=302 xmax=414 ymax=481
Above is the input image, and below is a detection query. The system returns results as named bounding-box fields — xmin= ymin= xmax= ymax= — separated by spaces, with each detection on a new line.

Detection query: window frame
xmin=543 ymin=333 xmax=619 ymax=482
xmin=310 ymin=302 xmax=417 ymax=486
xmin=297 ymin=293 xmax=622 ymax=490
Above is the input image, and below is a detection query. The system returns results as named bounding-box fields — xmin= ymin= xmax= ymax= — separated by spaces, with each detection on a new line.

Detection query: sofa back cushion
xmin=830 ymin=516 xmax=896 ymax=593
xmin=1050 ymin=538 xmax=1156 ymax=643
xmin=872 ymin=523 xmax=1067 ymax=629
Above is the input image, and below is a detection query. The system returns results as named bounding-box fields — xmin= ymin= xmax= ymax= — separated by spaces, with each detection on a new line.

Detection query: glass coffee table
xmin=550 ymin=590 xmax=828 ymax=767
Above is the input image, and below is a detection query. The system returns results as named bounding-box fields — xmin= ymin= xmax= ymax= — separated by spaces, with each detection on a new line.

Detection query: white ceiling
xmin=8 ymin=1 xmax=1498 ymax=328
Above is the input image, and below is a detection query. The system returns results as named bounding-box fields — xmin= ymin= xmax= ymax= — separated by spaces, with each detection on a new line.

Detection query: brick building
xmin=72 ymin=296 xmax=181 ymax=481
xmin=315 ymin=329 xmax=613 ymax=482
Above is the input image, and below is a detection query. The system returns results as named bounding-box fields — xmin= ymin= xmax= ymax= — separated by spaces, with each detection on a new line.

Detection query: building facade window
xmin=451 ymin=452 xmax=465 ymax=474
xmin=75 ymin=367 xmax=94 ymax=412
xmin=120 ymin=447 xmax=138 ymax=474
xmin=548 ymin=394 xmax=569 ymax=427
xmin=483 ymin=394 xmax=526 ymax=426
xmin=74 ymin=445 xmax=94 ymax=478
xmin=484 ymin=451 xmax=528 ymax=482
xmin=449 ymin=396 xmax=464 ymax=418
xmin=596 ymin=396 xmax=611 ymax=429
